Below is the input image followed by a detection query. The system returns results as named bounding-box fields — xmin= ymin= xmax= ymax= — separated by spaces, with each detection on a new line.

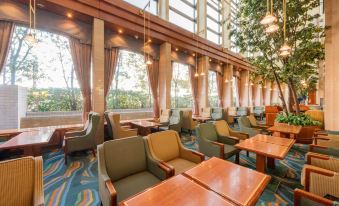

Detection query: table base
xmin=256 ymin=154 xmax=276 ymax=173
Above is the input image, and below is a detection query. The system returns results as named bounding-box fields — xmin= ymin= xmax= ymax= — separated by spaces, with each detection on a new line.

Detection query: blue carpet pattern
xmin=43 ymin=136 xmax=308 ymax=206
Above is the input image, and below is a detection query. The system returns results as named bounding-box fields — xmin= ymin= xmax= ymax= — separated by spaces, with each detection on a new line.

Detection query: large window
xmin=208 ymin=71 xmax=218 ymax=107
xmin=232 ymin=76 xmax=240 ymax=106
xmin=230 ymin=0 xmax=240 ymax=52
xmin=0 ymin=25 xmax=81 ymax=112
xmin=207 ymin=0 xmax=222 ymax=45
xmin=123 ymin=0 xmax=158 ymax=15
xmin=171 ymin=62 xmax=192 ymax=108
xmin=169 ymin=0 xmax=197 ymax=33
xmin=107 ymin=50 xmax=152 ymax=110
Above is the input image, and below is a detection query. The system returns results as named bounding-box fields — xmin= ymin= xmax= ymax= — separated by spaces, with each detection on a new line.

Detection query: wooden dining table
xmin=235 ymin=134 xmax=295 ymax=173
xmin=120 ymin=174 xmax=235 ymax=206
xmin=184 ymin=157 xmax=271 ymax=206
xmin=130 ymin=120 xmax=161 ymax=136
xmin=267 ymin=124 xmax=302 ymax=139
xmin=192 ymin=116 xmax=212 ymax=123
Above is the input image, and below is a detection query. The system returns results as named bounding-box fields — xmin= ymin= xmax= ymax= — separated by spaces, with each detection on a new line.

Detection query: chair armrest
xmin=218 ymin=135 xmax=240 ymax=145
xmin=309 ymin=144 xmax=328 ymax=152
xmin=180 ymin=146 xmax=205 ymax=164
xmin=211 ymin=141 xmax=224 ymax=158
xmin=65 ymin=130 xmax=85 ymax=137
xmin=304 ymin=165 xmax=336 ymax=191
xmin=160 ymin=162 xmax=176 ymax=177
xmin=306 ymin=152 xmax=330 ymax=164
xmin=229 ymin=130 xmax=249 ymax=140
xmin=33 ymin=157 xmax=44 ymax=206
xmin=105 ymin=180 xmax=117 ymax=206
xmin=313 ymin=136 xmax=330 ymax=145
xmin=191 ymin=150 xmax=205 ymax=162
xmin=294 ymin=189 xmax=333 ymax=206
xmin=158 ymin=162 xmax=175 ymax=178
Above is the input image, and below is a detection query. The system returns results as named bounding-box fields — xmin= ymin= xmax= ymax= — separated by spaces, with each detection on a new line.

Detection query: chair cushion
xmin=103 ymin=137 xmax=147 ymax=182
xmin=223 ymin=144 xmax=240 ymax=159
xmin=113 ymin=171 xmax=160 ymax=202
xmin=197 ymin=123 xmax=218 ymax=142
xmin=167 ymin=158 xmax=198 ymax=175
xmin=147 ymin=131 xmax=180 ymax=162
xmin=214 ymin=120 xmax=230 ymax=136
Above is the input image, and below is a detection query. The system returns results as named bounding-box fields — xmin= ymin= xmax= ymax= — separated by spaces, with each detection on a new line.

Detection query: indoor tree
xmin=230 ymin=0 xmax=325 ymax=114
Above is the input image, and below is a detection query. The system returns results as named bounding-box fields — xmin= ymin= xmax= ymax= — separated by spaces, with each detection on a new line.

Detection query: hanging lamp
xmin=25 ymin=0 xmax=37 ymax=46
xmin=279 ymin=0 xmax=291 ymax=57
xmin=142 ymin=1 xmax=152 ymax=66
xmin=260 ymin=0 xmax=277 ymax=25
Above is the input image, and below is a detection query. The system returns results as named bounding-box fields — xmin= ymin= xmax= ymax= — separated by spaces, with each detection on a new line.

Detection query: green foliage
xmin=231 ymin=0 xmax=325 ymax=95
xmin=27 ymin=88 xmax=82 ymax=112
xmin=107 ymin=89 xmax=152 ymax=110
xmin=275 ymin=112 xmax=321 ymax=126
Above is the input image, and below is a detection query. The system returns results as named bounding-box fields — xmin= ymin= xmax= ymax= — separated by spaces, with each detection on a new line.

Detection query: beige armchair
xmin=0 ymin=156 xmax=44 ymax=206
xmin=145 ymin=130 xmax=204 ymax=175
xmin=201 ymin=107 xmax=212 ymax=118
xmin=158 ymin=109 xmax=171 ymax=125
xmin=248 ymin=114 xmax=269 ymax=130
xmin=182 ymin=110 xmax=197 ymax=135
xmin=227 ymin=107 xmax=237 ymax=124
xmin=108 ymin=113 xmax=137 ymax=139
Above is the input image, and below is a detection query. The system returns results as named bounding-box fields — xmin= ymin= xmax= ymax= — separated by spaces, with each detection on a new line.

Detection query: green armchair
xmin=98 ymin=136 xmax=173 ymax=206
xmin=238 ymin=116 xmax=261 ymax=137
xmin=64 ymin=112 xmax=100 ymax=164
xmin=196 ymin=123 xmax=240 ymax=163
xmin=160 ymin=109 xmax=183 ymax=134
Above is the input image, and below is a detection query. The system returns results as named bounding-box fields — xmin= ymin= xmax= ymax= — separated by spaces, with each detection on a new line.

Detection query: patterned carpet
xmin=42 ymin=135 xmax=309 ymax=206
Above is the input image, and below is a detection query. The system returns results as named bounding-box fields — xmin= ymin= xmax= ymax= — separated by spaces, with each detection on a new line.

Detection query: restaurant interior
xmin=0 ymin=0 xmax=338 ymax=205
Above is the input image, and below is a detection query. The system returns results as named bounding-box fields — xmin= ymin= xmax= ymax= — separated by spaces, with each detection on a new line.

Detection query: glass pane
xmin=169 ymin=9 xmax=195 ymax=32
xmin=207 ymin=17 xmax=220 ymax=32
xmin=169 ymin=0 xmax=195 ymax=17
xmin=108 ymin=50 xmax=152 ymax=110
xmin=207 ymin=5 xmax=220 ymax=21
xmin=207 ymin=30 xmax=220 ymax=44
xmin=208 ymin=71 xmax=218 ymax=107
xmin=171 ymin=62 xmax=192 ymax=108
xmin=123 ymin=0 xmax=158 ymax=15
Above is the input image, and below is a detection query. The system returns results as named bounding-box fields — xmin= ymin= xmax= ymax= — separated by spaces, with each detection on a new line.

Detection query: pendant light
xmin=25 ymin=0 xmax=37 ymax=46
xmin=279 ymin=0 xmax=291 ymax=57
xmin=260 ymin=0 xmax=277 ymax=25
xmin=143 ymin=2 xmax=152 ymax=66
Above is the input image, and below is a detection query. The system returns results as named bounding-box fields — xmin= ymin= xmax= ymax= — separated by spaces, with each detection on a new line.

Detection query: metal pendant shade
xmin=260 ymin=12 xmax=277 ymax=25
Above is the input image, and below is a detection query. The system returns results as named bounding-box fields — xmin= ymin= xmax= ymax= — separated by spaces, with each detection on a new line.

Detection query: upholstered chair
xmin=305 ymin=152 xmax=339 ymax=173
xmin=227 ymin=107 xmax=237 ymax=124
xmin=0 ymin=156 xmax=44 ymax=206
xmin=196 ymin=123 xmax=240 ymax=163
xmin=305 ymin=110 xmax=324 ymax=129
xmin=109 ymin=113 xmax=137 ymax=139
xmin=238 ymin=116 xmax=261 ymax=137
xmin=104 ymin=111 xmax=113 ymax=140
xmin=159 ymin=109 xmax=171 ymax=125
xmin=309 ymin=143 xmax=339 ymax=158
xmin=64 ymin=112 xmax=100 ymax=164
xmin=253 ymin=106 xmax=265 ymax=120
xmin=201 ymin=107 xmax=212 ymax=118
xmin=98 ymin=136 xmax=173 ymax=206
xmin=182 ymin=110 xmax=197 ymax=135
xmin=145 ymin=130 xmax=204 ymax=175
xmin=247 ymin=114 xmax=268 ymax=130
xmin=211 ymin=108 xmax=225 ymax=121
xmin=296 ymin=164 xmax=339 ymax=206
xmin=160 ymin=109 xmax=183 ymax=134
xmin=65 ymin=112 xmax=93 ymax=138
xmin=237 ymin=107 xmax=249 ymax=116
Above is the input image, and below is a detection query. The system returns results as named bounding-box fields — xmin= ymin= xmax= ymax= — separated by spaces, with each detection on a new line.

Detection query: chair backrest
xmin=0 ymin=157 xmax=41 ymax=205
xmin=146 ymin=130 xmax=180 ymax=162
xmin=211 ymin=108 xmax=224 ymax=120
xmin=239 ymin=116 xmax=251 ymax=128
xmin=201 ymin=107 xmax=212 ymax=118
xmin=305 ymin=110 xmax=324 ymax=127
xmin=169 ymin=109 xmax=183 ymax=125
xmin=104 ymin=111 xmax=113 ymax=139
xmin=102 ymin=136 xmax=147 ymax=182
xmin=84 ymin=112 xmax=93 ymax=131
xmin=247 ymin=114 xmax=257 ymax=126
xmin=196 ymin=123 xmax=218 ymax=142
xmin=214 ymin=120 xmax=231 ymax=136
xmin=237 ymin=107 xmax=248 ymax=116
xmin=159 ymin=109 xmax=171 ymax=124
xmin=109 ymin=113 xmax=122 ymax=139
xmin=85 ymin=112 xmax=100 ymax=143
xmin=228 ymin=107 xmax=237 ymax=116
xmin=182 ymin=110 xmax=194 ymax=130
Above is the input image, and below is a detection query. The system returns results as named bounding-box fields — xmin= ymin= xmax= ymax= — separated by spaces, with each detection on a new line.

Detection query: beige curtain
xmin=237 ymin=77 xmax=242 ymax=106
xmin=69 ymin=37 xmax=92 ymax=122
xmin=189 ymin=66 xmax=199 ymax=115
xmin=104 ymin=48 xmax=119 ymax=110
xmin=216 ymin=72 xmax=224 ymax=108
xmin=0 ymin=21 xmax=14 ymax=74
xmin=146 ymin=58 xmax=160 ymax=118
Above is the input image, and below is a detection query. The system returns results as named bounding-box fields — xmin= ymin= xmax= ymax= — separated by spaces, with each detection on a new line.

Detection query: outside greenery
xmin=107 ymin=50 xmax=152 ymax=110
xmin=0 ymin=25 xmax=82 ymax=112
xmin=208 ymin=71 xmax=218 ymax=107
xmin=171 ymin=62 xmax=192 ymax=108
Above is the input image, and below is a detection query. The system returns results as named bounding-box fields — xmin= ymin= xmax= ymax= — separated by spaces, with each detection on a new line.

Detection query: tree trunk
xmin=288 ymin=86 xmax=293 ymax=113
xmin=288 ymin=78 xmax=300 ymax=114
xmin=272 ymin=70 xmax=289 ymax=113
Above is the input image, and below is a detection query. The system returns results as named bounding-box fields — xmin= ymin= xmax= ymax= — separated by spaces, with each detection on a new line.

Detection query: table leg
xmin=256 ymin=154 xmax=266 ymax=173
xmin=267 ymin=157 xmax=275 ymax=169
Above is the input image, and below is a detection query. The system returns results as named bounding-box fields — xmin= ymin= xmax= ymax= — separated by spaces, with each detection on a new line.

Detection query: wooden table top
xmin=251 ymin=134 xmax=295 ymax=147
xmin=0 ymin=128 xmax=39 ymax=136
xmin=235 ymin=135 xmax=295 ymax=159
xmin=120 ymin=174 xmax=234 ymax=206
xmin=184 ymin=157 xmax=270 ymax=206
xmin=0 ymin=130 xmax=54 ymax=149
xmin=267 ymin=125 xmax=302 ymax=134
xmin=192 ymin=116 xmax=211 ymax=121
xmin=130 ymin=120 xmax=161 ymax=128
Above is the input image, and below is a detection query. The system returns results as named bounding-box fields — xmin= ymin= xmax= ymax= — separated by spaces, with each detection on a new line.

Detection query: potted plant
xmin=275 ymin=113 xmax=321 ymax=144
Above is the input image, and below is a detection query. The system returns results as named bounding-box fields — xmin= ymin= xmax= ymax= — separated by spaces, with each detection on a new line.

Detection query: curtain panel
xmin=69 ymin=37 xmax=92 ymax=122
xmin=216 ymin=72 xmax=224 ymax=108
xmin=189 ymin=66 xmax=199 ymax=115
xmin=146 ymin=58 xmax=160 ymax=118
xmin=0 ymin=21 xmax=14 ymax=75
xmin=104 ymin=47 xmax=119 ymax=110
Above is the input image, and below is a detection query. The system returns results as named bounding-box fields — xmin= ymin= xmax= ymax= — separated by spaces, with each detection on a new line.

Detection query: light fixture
xmin=209 ymin=58 xmax=212 ymax=62
xmin=134 ymin=35 xmax=139 ymax=39
xmin=175 ymin=48 xmax=179 ymax=51
xmin=67 ymin=13 xmax=73 ymax=18
xmin=146 ymin=59 xmax=152 ymax=65
xmin=279 ymin=0 xmax=291 ymax=57
xmin=260 ymin=0 xmax=277 ymax=25
xmin=192 ymin=53 xmax=196 ymax=57
xmin=265 ymin=24 xmax=279 ymax=34
xmin=194 ymin=72 xmax=199 ymax=77
xmin=118 ymin=29 xmax=123 ymax=34
xmin=25 ymin=0 xmax=37 ymax=46
xmin=142 ymin=2 xmax=152 ymax=66
xmin=225 ymin=79 xmax=229 ymax=83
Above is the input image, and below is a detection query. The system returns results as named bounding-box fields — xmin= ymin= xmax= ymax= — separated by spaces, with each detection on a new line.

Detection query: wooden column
xmin=223 ymin=64 xmax=234 ymax=107
xmin=197 ymin=0 xmax=207 ymax=37
xmin=198 ymin=56 xmax=209 ymax=111
xmin=158 ymin=0 xmax=169 ymax=20
xmin=91 ymin=18 xmax=105 ymax=144
xmin=239 ymin=70 xmax=250 ymax=106
xmin=325 ymin=0 xmax=339 ymax=130
xmin=159 ymin=42 xmax=172 ymax=112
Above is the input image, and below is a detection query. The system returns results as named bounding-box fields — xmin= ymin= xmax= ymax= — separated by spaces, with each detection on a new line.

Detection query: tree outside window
xmin=208 ymin=71 xmax=218 ymax=107
xmin=171 ymin=62 xmax=192 ymax=108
